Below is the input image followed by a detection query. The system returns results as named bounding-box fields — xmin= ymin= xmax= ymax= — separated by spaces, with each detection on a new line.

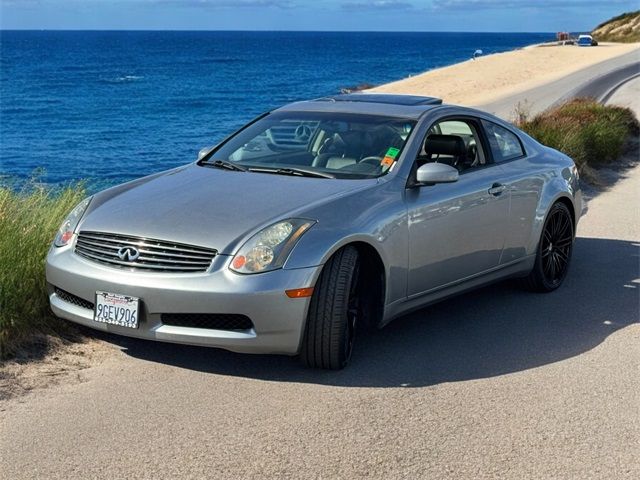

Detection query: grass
xmin=0 ymin=184 xmax=86 ymax=358
xmin=518 ymin=99 xmax=639 ymax=174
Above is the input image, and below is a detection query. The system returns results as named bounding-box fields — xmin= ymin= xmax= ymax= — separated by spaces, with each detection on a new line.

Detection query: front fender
xmin=283 ymin=178 xmax=409 ymax=305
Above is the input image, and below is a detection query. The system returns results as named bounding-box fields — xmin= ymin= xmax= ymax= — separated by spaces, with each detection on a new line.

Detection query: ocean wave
xmin=100 ymin=75 xmax=145 ymax=84
xmin=167 ymin=98 xmax=213 ymax=109
xmin=201 ymin=57 xmax=245 ymax=64
xmin=1 ymin=107 xmax=45 ymax=114
xmin=60 ymin=65 xmax=90 ymax=72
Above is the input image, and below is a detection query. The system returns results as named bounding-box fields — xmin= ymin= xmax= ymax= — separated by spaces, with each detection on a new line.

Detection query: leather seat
xmin=422 ymin=134 xmax=467 ymax=169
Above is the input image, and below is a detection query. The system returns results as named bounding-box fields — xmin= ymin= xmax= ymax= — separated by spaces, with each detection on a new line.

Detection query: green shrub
xmin=519 ymin=99 xmax=638 ymax=171
xmin=0 ymin=184 xmax=86 ymax=358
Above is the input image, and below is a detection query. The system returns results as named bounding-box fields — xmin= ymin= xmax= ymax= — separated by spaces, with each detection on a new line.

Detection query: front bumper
xmin=46 ymin=243 xmax=321 ymax=355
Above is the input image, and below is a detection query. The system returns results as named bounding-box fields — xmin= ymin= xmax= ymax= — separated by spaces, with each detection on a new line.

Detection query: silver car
xmin=46 ymin=94 xmax=582 ymax=369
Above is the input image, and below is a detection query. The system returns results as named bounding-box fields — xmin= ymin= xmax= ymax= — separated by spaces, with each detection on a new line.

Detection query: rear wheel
xmin=523 ymin=202 xmax=574 ymax=292
xmin=301 ymin=246 xmax=361 ymax=369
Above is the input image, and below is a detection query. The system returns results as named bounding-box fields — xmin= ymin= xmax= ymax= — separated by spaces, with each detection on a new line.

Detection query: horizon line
xmin=0 ymin=28 xmax=559 ymax=34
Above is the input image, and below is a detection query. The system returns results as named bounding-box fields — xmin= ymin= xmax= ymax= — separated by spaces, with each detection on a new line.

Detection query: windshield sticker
xmin=381 ymin=156 xmax=395 ymax=167
xmin=381 ymin=147 xmax=400 ymax=168
xmin=385 ymin=147 xmax=400 ymax=158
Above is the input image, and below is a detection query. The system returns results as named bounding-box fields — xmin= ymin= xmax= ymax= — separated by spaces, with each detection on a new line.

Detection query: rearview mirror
xmin=415 ymin=162 xmax=459 ymax=185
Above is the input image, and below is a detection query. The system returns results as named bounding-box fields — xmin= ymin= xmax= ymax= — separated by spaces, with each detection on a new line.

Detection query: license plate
xmin=94 ymin=291 xmax=139 ymax=329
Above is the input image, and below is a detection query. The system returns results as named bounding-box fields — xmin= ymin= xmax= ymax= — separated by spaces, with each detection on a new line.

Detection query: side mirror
xmin=415 ymin=162 xmax=459 ymax=185
xmin=197 ymin=146 xmax=214 ymax=161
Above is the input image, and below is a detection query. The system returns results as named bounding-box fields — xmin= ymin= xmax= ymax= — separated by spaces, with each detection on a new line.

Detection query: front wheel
xmin=523 ymin=201 xmax=574 ymax=292
xmin=300 ymin=246 xmax=360 ymax=369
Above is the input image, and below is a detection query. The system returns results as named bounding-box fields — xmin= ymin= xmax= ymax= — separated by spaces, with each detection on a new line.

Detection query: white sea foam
xmin=102 ymin=75 xmax=145 ymax=84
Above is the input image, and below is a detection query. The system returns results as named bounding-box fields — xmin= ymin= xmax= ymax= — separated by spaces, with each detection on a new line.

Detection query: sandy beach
xmin=370 ymin=42 xmax=640 ymax=106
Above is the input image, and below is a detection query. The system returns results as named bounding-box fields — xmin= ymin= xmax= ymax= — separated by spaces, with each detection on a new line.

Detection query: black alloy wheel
xmin=523 ymin=202 xmax=574 ymax=292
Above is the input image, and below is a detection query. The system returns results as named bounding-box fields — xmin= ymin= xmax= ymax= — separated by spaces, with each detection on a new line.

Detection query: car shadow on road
xmin=114 ymin=237 xmax=639 ymax=388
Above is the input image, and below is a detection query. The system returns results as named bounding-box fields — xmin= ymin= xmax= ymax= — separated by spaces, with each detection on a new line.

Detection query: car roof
xmin=274 ymin=93 xmax=443 ymax=120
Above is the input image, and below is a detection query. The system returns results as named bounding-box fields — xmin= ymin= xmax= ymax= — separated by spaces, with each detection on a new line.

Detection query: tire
xmin=523 ymin=201 xmax=574 ymax=292
xmin=300 ymin=246 xmax=360 ymax=369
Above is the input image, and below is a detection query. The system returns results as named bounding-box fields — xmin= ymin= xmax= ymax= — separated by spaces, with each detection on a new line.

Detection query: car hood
xmin=80 ymin=164 xmax=374 ymax=254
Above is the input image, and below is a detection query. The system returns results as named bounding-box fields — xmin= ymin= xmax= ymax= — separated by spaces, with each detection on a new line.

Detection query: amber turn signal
xmin=285 ymin=287 xmax=314 ymax=298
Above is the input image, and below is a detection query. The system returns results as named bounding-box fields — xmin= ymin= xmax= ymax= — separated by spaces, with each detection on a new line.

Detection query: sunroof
xmin=319 ymin=94 xmax=443 ymax=106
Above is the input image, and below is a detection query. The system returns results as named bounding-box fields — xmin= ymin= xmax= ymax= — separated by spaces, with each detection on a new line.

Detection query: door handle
xmin=488 ymin=183 xmax=506 ymax=196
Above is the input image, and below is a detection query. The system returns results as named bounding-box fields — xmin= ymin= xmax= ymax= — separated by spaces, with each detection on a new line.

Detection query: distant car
xmin=578 ymin=34 xmax=597 ymax=46
xmin=47 ymin=94 xmax=582 ymax=369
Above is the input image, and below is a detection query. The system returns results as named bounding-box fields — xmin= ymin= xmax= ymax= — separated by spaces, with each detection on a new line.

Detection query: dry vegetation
xmin=592 ymin=11 xmax=640 ymax=43
xmin=518 ymin=99 xmax=639 ymax=181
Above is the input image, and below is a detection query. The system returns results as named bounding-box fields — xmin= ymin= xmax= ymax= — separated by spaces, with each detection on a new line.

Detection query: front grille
xmin=161 ymin=313 xmax=254 ymax=331
xmin=54 ymin=287 xmax=95 ymax=311
xmin=75 ymin=231 xmax=217 ymax=273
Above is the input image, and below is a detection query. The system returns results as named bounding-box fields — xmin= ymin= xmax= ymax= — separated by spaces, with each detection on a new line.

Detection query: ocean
xmin=0 ymin=30 xmax=552 ymax=191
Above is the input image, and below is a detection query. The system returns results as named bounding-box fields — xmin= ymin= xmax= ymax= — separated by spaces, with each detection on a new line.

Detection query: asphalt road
xmin=479 ymin=47 xmax=640 ymax=119
xmin=1 ymin=82 xmax=639 ymax=480
xmin=606 ymin=73 xmax=640 ymax=114
xmin=571 ymin=61 xmax=640 ymax=103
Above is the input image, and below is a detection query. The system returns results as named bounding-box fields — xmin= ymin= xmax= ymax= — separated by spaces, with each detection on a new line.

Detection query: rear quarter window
xmin=437 ymin=120 xmax=472 ymax=136
xmin=482 ymin=120 xmax=525 ymax=162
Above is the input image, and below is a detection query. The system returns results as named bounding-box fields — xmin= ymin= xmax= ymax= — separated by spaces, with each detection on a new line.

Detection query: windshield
xmin=204 ymin=111 xmax=416 ymax=179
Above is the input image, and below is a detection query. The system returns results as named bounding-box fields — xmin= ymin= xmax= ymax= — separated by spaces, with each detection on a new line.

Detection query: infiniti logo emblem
xmin=117 ymin=246 xmax=140 ymax=262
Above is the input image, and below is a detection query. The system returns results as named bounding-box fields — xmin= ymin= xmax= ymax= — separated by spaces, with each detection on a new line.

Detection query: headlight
xmin=230 ymin=219 xmax=315 ymax=274
xmin=53 ymin=196 xmax=92 ymax=247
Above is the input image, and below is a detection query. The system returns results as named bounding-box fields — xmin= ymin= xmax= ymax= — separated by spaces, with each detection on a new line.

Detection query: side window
xmin=437 ymin=120 xmax=472 ymax=136
xmin=420 ymin=119 xmax=487 ymax=173
xmin=481 ymin=120 xmax=525 ymax=162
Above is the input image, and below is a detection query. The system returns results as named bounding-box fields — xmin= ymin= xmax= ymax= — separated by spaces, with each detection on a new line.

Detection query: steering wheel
xmin=318 ymin=136 xmax=338 ymax=155
xmin=359 ymin=156 xmax=383 ymax=166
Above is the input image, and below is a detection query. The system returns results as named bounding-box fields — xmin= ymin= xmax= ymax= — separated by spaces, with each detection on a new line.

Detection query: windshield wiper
xmin=201 ymin=159 xmax=247 ymax=172
xmin=247 ymin=167 xmax=335 ymax=179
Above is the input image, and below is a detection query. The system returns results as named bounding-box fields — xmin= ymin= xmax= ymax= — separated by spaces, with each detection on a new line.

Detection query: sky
xmin=1 ymin=0 xmax=637 ymax=32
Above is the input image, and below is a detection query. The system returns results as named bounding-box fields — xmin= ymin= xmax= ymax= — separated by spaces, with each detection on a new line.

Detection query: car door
xmin=406 ymin=117 xmax=511 ymax=297
xmin=480 ymin=119 xmax=542 ymax=264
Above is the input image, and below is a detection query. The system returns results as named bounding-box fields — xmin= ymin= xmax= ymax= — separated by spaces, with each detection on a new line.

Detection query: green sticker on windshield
xmin=385 ymin=147 xmax=400 ymax=158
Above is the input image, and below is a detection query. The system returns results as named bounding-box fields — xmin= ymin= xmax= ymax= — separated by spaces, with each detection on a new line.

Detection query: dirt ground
xmin=0 ymin=331 xmax=116 ymax=402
